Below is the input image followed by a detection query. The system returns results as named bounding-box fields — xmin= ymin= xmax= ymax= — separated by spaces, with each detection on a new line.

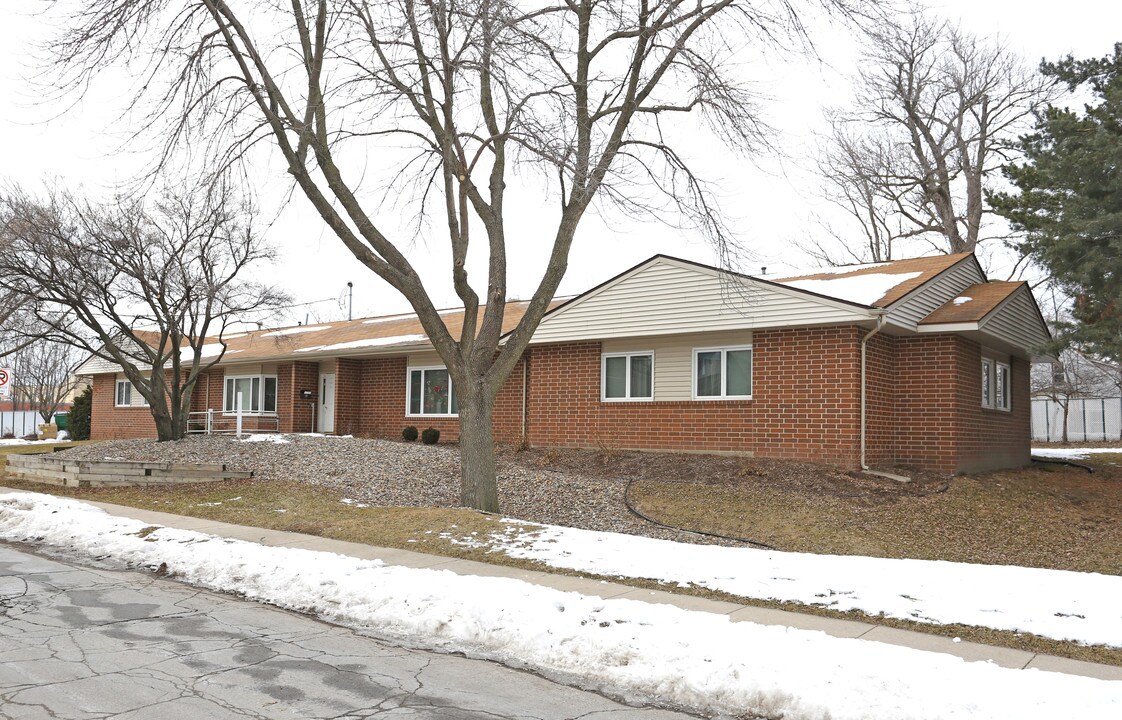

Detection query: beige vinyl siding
xmin=114 ymin=373 xmax=149 ymax=407
xmin=318 ymin=359 xmax=337 ymax=374
xmin=407 ymin=350 xmax=444 ymax=367
xmin=532 ymin=259 xmax=872 ymax=344
xmin=980 ymin=288 xmax=1051 ymax=355
xmin=602 ymin=330 xmax=752 ymax=401
xmin=887 ymin=258 xmax=985 ymax=329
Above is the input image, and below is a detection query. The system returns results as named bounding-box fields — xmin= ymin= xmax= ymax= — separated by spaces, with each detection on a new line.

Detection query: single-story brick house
xmin=78 ymin=251 xmax=1050 ymax=473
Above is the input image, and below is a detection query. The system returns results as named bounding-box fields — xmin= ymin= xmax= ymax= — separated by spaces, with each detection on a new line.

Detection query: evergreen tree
xmin=991 ymin=44 xmax=1122 ymax=361
xmin=68 ymin=385 xmax=91 ymax=441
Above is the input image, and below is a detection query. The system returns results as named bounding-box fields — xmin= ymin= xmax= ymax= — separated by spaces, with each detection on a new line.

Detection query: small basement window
xmin=601 ymin=352 xmax=654 ymax=401
xmin=693 ymin=346 xmax=752 ymax=399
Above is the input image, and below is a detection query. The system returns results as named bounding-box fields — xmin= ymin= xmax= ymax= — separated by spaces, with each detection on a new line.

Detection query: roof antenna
xmin=347 ymin=281 xmax=353 ymax=321
xmin=761 ymin=266 xmax=767 ymax=275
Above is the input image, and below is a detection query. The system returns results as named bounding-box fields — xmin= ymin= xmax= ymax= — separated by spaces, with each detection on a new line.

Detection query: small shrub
xmin=421 ymin=427 xmax=440 ymax=445
xmin=1 ymin=432 xmax=14 ymax=440
xmin=402 ymin=425 xmax=419 ymax=442
xmin=21 ymin=433 xmax=38 ymax=442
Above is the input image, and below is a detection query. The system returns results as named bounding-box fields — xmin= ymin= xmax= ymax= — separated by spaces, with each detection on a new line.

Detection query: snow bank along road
xmin=0 ymin=544 xmax=694 ymax=719
xmin=1 ymin=492 xmax=1121 ymax=720
xmin=468 ymin=517 xmax=1122 ymax=648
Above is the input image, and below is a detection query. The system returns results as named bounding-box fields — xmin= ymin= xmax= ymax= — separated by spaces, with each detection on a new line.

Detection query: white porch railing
xmin=187 ymin=409 xmax=280 ymax=436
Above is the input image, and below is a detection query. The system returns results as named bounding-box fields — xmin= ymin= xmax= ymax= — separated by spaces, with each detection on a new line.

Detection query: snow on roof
xmin=953 ymin=297 xmax=973 ymax=305
xmin=779 ymin=272 xmax=923 ymax=307
xmin=294 ymin=334 xmax=429 ymax=353
xmin=771 ymin=252 xmax=973 ymax=307
xmin=262 ymin=325 xmax=333 ymax=338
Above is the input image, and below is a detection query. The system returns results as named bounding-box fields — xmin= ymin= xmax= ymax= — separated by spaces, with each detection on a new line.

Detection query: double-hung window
xmin=995 ymin=363 xmax=1011 ymax=411
xmin=407 ymin=366 xmax=458 ymax=416
xmin=981 ymin=359 xmax=1011 ymax=411
xmin=693 ymin=346 xmax=752 ymax=399
xmin=224 ymin=375 xmax=278 ymax=414
xmin=601 ymin=352 xmax=654 ymax=401
xmin=981 ymin=359 xmax=994 ymax=408
xmin=115 ymin=380 xmax=133 ymax=407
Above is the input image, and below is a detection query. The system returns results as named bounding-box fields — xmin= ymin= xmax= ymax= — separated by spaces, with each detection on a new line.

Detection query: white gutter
xmin=860 ymin=313 xmax=889 ymax=471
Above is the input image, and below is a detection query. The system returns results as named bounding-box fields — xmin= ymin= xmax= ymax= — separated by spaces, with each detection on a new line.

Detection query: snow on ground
xmin=470 ymin=519 xmax=1122 ymax=648
xmin=239 ymin=434 xmax=291 ymax=444
xmin=0 ymin=492 xmax=1119 ymax=720
xmin=0 ymin=438 xmax=65 ymax=446
xmin=1032 ymin=447 xmax=1122 ymax=459
xmin=777 ymin=271 xmax=922 ymax=306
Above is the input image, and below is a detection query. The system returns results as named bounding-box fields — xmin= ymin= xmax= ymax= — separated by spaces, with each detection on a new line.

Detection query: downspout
xmin=860 ymin=313 xmax=888 ymax=471
xmin=521 ymin=356 xmax=529 ymax=441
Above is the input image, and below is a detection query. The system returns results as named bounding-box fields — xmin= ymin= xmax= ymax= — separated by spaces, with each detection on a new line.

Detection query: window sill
xmin=601 ymin=397 xmax=654 ymax=403
xmin=692 ymin=395 xmax=753 ymax=401
xmin=406 ymin=414 xmax=459 ymax=419
xmin=221 ymin=412 xmax=279 ymax=417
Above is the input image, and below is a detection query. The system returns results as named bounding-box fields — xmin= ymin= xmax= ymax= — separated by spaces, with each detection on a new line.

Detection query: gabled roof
xmin=920 ymin=282 xmax=1026 ymax=325
xmin=772 ymin=252 xmax=975 ymax=308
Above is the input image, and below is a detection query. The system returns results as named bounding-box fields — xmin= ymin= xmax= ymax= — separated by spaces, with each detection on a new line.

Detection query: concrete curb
xmin=11 ymin=492 xmax=1122 ymax=682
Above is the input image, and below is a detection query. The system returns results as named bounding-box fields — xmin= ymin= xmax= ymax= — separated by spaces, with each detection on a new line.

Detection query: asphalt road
xmin=0 ymin=544 xmax=699 ymax=719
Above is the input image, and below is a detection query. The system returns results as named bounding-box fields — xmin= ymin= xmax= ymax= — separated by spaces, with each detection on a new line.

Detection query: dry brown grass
xmin=625 ymin=454 xmax=1122 ymax=574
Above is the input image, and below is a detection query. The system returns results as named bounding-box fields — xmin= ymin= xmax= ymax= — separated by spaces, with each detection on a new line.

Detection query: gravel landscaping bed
xmin=54 ymin=435 xmax=704 ymax=541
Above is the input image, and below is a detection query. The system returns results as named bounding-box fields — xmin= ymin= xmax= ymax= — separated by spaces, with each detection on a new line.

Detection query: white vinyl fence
xmin=1032 ymin=397 xmax=1122 ymax=442
xmin=0 ymin=410 xmax=42 ymax=438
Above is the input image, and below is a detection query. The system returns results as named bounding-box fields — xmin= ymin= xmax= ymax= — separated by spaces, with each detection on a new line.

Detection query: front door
xmin=318 ymin=373 xmax=336 ymax=434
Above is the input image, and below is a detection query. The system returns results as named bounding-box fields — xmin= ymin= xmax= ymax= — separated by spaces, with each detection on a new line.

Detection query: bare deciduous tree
xmin=45 ymin=0 xmax=866 ymax=511
xmin=11 ymin=341 xmax=83 ymax=423
xmin=812 ymin=9 xmax=1056 ymax=262
xmin=0 ymin=178 xmax=287 ymax=440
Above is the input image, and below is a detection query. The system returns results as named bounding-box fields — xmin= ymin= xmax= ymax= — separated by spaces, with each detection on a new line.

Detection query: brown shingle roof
xmin=144 ymin=301 xmax=544 ymax=365
xmin=919 ymin=282 xmax=1026 ymax=324
xmin=774 ymin=252 xmax=974 ymax=307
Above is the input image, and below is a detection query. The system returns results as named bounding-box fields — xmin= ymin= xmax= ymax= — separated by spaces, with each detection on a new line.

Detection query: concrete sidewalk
xmin=18 ymin=492 xmax=1122 ymax=683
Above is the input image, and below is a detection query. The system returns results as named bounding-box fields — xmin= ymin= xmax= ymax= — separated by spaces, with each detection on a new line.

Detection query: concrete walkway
xmin=19 ymin=494 xmax=1122 ymax=683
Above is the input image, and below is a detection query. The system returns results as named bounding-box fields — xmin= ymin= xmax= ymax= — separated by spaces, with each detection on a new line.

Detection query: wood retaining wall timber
xmin=6 ymin=453 xmax=253 ymax=488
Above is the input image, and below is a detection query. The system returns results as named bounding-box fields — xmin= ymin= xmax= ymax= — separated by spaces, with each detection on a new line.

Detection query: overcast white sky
xmin=1 ymin=1 xmax=1118 ymax=326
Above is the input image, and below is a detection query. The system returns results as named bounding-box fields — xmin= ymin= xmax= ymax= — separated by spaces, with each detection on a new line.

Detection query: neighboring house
xmin=78 ymin=252 xmax=1050 ymax=473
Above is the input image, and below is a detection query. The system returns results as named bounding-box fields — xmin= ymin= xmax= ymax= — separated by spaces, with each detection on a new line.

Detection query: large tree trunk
xmin=457 ymin=387 xmax=499 ymax=513
xmin=153 ymin=410 xmax=178 ymax=442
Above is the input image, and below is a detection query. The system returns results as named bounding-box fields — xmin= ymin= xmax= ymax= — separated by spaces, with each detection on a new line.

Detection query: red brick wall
xmin=953 ymin=342 xmax=1032 ymax=472
xmin=89 ymin=328 xmax=1032 ymax=472
xmin=525 ymin=327 xmax=864 ymax=465
xmin=870 ymin=334 xmax=1031 ymax=473
xmin=351 ymin=356 xmax=526 ymax=443
xmin=91 ymin=374 xmax=158 ymax=440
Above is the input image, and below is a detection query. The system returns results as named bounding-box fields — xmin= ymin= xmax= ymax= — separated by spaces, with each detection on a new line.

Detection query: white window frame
xmin=600 ymin=351 xmax=655 ymax=402
xmin=692 ymin=345 xmax=753 ymax=400
xmin=406 ymin=365 xmax=458 ymax=418
xmin=995 ymin=362 xmax=1011 ymax=412
xmin=115 ymin=380 xmax=133 ymax=407
xmin=981 ymin=359 xmax=994 ymax=409
xmin=223 ymin=375 xmax=278 ymax=416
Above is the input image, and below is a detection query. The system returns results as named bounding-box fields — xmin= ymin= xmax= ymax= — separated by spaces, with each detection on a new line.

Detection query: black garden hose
xmin=1031 ymin=456 xmax=1095 ymax=473
xmin=623 ymin=477 xmax=779 ymax=551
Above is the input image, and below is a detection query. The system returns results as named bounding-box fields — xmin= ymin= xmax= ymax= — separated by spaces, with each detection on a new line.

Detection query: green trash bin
xmin=54 ymin=413 xmax=69 ymax=431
